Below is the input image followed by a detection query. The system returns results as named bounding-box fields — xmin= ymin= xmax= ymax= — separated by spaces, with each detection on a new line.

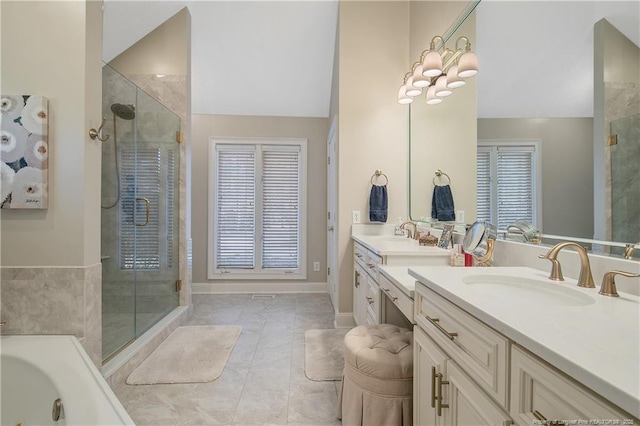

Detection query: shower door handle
xmin=134 ymin=197 xmax=150 ymax=226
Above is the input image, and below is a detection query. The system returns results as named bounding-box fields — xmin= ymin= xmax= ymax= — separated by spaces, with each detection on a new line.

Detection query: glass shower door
xmin=101 ymin=64 xmax=181 ymax=362
xmin=130 ymin=89 xmax=180 ymax=339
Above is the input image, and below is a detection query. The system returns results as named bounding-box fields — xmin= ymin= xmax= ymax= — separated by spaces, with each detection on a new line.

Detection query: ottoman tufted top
xmin=344 ymin=324 xmax=413 ymax=379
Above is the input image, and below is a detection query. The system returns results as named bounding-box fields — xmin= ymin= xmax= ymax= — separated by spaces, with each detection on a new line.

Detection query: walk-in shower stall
xmin=611 ymin=113 xmax=640 ymax=257
xmin=101 ymin=64 xmax=181 ymax=361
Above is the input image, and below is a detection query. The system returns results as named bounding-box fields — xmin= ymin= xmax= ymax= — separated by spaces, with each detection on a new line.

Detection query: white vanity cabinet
xmin=413 ymin=278 xmax=637 ymax=425
xmin=352 ymin=234 xmax=450 ymax=326
xmin=510 ymin=345 xmax=629 ymax=424
xmin=414 ymin=285 xmax=511 ymax=425
xmin=353 ymin=241 xmax=382 ymax=326
xmin=414 ymin=327 xmax=512 ymax=426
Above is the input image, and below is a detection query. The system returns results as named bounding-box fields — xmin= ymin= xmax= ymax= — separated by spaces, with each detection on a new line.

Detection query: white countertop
xmin=352 ymin=234 xmax=451 ymax=257
xmin=378 ymin=265 xmax=418 ymax=298
xmin=408 ymin=265 xmax=640 ymax=419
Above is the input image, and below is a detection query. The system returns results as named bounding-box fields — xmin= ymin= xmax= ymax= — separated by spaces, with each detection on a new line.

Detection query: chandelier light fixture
xmin=397 ymin=35 xmax=478 ymax=105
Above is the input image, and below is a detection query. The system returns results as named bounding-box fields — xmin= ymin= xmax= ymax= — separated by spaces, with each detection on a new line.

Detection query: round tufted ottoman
xmin=338 ymin=324 xmax=413 ymax=426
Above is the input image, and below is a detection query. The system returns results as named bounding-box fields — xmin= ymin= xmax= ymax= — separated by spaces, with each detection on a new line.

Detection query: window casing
xmin=477 ymin=140 xmax=542 ymax=232
xmin=208 ymin=138 xmax=307 ymax=279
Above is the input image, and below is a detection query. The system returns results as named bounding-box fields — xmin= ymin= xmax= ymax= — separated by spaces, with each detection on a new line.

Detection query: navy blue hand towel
xmin=431 ymin=185 xmax=455 ymax=222
xmin=369 ymin=185 xmax=388 ymax=223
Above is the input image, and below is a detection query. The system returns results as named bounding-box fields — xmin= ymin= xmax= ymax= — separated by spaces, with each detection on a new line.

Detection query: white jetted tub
xmin=1 ymin=335 xmax=134 ymax=426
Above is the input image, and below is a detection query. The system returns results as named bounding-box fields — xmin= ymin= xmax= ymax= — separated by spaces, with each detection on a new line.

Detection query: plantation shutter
xmin=476 ymin=147 xmax=492 ymax=223
xmin=496 ymin=146 xmax=535 ymax=230
xmin=261 ymin=146 xmax=300 ymax=269
xmin=119 ymin=148 xmax=161 ymax=270
xmin=166 ymin=149 xmax=176 ymax=269
xmin=215 ymin=145 xmax=256 ymax=269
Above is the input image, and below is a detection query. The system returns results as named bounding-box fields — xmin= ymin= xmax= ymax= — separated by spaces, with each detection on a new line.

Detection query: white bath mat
xmin=126 ymin=325 xmax=241 ymax=385
xmin=304 ymin=328 xmax=350 ymax=381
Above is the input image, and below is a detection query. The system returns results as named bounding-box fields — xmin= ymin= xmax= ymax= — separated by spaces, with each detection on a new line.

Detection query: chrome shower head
xmin=110 ymin=103 xmax=136 ymax=120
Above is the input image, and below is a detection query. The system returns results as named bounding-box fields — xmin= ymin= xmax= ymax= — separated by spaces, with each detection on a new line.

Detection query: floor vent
xmin=251 ymin=294 xmax=276 ymax=299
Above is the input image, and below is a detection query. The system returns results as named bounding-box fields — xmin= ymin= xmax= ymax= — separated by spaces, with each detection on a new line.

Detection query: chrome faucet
xmin=400 ymin=221 xmax=418 ymax=240
xmin=538 ymin=242 xmax=595 ymax=288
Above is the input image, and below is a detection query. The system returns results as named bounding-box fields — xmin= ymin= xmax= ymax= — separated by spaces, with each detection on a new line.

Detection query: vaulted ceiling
xmin=103 ymin=1 xmax=339 ymax=118
xmin=104 ymin=1 xmax=638 ymax=119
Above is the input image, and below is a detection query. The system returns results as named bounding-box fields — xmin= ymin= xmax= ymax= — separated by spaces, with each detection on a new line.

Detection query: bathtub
xmin=1 ymin=335 xmax=134 ymax=426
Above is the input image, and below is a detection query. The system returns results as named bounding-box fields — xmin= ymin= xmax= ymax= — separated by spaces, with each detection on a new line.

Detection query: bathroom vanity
xmin=410 ymin=266 xmax=639 ymax=425
xmin=351 ymin=230 xmax=449 ymax=326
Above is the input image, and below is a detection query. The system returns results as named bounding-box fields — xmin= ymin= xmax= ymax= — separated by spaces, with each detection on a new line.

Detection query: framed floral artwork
xmin=0 ymin=95 xmax=49 ymax=209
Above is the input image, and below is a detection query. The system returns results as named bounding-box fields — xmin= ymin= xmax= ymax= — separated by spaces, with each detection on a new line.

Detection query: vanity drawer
xmin=510 ymin=345 xmax=631 ymax=425
xmin=354 ymin=242 xmax=381 ymax=280
xmin=379 ymin=272 xmax=414 ymax=323
xmin=415 ymin=284 xmax=510 ymax=409
xmin=365 ymin=273 xmax=380 ymax=324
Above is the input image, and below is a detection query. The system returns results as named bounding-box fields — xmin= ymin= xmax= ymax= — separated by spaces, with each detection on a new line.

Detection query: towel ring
xmin=371 ymin=169 xmax=388 ymax=186
xmin=433 ymin=170 xmax=451 ymax=186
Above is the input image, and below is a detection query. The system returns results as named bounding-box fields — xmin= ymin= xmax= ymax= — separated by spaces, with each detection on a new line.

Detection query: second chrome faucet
xmin=538 ymin=241 xmax=595 ymax=288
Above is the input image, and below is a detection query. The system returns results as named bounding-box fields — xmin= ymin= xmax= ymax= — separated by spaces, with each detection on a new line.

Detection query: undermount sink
xmin=462 ymin=274 xmax=596 ymax=307
xmin=369 ymin=236 xmax=417 ymax=243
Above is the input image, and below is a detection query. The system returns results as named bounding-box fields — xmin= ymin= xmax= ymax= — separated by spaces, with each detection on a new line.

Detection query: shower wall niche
xmin=101 ymin=64 xmax=181 ymax=361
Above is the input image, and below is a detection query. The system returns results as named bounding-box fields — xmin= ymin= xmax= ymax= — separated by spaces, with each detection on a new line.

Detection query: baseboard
xmin=192 ymin=281 xmax=328 ymax=294
xmin=335 ymin=312 xmax=356 ymax=328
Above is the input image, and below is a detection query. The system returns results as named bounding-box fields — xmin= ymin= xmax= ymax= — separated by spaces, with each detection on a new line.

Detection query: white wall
xmin=108 ymin=8 xmax=188 ymax=77
xmin=1 ymin=0 xmax=102 ymax=267
xmin=408 ymin=2 xmax=477 ymax=223
xmin=336 ymin=1 xmax=410 ymax=315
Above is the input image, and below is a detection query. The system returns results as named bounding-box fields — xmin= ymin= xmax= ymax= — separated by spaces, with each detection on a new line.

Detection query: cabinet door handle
xmin=425 ymin=315 xmax=458 ymax=340
xmin=382 ymin=288 xmax=398 ymax=302
xmin=367 ymin=263 xmax=376 ymax=269
xmin=366 ymin=296 xmax=374 ymax=305
xmin=355 ymin=253 xmax=363 ymax=258
xmin=430 ymin=366 xmax=437 ymax=408
xmin=436 ymin=372 xmax=449 ymax=416
xmin=532 ymin=411 xmax=564 ymax=425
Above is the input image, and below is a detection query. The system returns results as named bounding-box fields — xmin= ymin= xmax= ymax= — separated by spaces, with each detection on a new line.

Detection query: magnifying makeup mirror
xmin=463 ymin=221 xmax=497 ymax=265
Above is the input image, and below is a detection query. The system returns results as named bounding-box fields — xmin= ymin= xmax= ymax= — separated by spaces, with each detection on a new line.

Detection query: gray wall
xmin=478 ymin=117 xmax=594 ymax=239
xmin=191 ymin=114 xmax=329 ymax=284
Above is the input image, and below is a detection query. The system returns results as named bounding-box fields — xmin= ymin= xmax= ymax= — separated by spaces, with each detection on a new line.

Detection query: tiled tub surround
xmin=0 ymin=264 xmax=102 ymax=366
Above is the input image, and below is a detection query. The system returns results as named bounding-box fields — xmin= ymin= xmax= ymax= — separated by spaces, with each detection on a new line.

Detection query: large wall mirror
xmin=408 ymin=0 xmax=639 ymax=259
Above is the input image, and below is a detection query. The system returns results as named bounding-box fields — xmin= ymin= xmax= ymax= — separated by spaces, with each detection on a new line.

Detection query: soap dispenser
xmin=394 ymin=217 xmax=404 ymax=236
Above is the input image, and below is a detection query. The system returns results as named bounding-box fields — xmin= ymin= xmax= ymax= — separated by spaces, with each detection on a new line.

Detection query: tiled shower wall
xmin=604 ymin=81 xmax=640 ymax=244
xmin=0 ymin=264 xmax=102 ymax=366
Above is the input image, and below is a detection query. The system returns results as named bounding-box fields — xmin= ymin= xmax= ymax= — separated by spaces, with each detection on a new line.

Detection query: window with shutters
xmin=207 ymin=138 xmax=307 ymax=279
xmin=119 ymin=147 xmax=177 ymax=271
xmin=476 ymin=140 xmax=541 ymax=232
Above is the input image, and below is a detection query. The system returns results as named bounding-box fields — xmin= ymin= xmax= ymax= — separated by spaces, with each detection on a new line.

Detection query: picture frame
xmin=1 ymin=94 xmax=49 ymax=209
xmin=438 ymin=224 xmax=454 ymax=249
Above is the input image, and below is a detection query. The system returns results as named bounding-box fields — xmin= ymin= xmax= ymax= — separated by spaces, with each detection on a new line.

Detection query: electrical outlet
xmin=456 ymin=210 xmax=465 ymax=223
xmin=313 ymin=262 xmax=320 ymax=271
xmin=352 ymin=210 xmax=361 ymax=224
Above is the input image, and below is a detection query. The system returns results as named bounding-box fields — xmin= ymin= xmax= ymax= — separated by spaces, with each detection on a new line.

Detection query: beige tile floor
xmin=111 ymin=293 xmax=343 ymax=425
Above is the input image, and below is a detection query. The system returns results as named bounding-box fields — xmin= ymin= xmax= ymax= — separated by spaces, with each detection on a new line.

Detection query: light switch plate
xmin=352 ymin=210 xmax=361 ymax=224
xmin=313 ymin=262 xmax=320 ymax=271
